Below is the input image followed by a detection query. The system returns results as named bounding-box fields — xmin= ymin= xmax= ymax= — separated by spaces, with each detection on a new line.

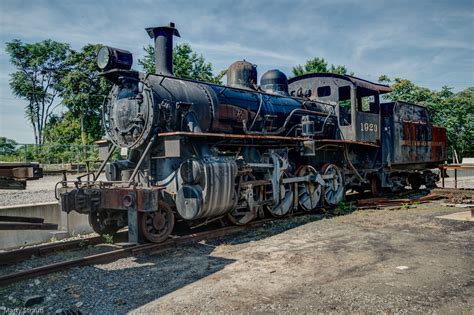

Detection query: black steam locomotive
xmin=58 ymin=23 xmax=446 ymax=243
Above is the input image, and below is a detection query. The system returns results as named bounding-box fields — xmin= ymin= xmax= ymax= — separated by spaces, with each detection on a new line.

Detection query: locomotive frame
xmin=57 ymin=23 xmax=446 ymax=244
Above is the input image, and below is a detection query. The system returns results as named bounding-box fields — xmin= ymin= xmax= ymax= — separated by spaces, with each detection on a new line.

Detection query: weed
xmin=334 ymin=201 xmax=354 ymax=215
xmin=50 ymin=234 xmax=57 ymax=243
xmin=102 ymin=234 xmax=114 ymax=244
xmin=79 ymin=239 xmax=87 ymax=248
xmin=401 ymin=203 xmax=410 ymax=210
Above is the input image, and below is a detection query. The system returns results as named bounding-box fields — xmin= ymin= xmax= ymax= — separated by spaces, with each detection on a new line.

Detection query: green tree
xmin=0 ymin=137 xmax=18 ymax=155
xmin=43 ymin=112 xmax=82 ymax=144
xmin=5 ymin=39 xmax=72 ymax=144
xmin=58 ymin=44 xmax=112 ymax=144
xmin=292 ymin=57 xmax=351 ymax=77
xmin=138 ymin=43 xmax=223 ymax=83
xmin=378 ymin=74 xmax=391 ymax=84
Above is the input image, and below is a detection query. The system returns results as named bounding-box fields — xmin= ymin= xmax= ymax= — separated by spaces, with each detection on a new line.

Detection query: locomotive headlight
xmin=97 ymin=46 xmax=111 ymax=70
xmin=96 ymin=46 xmax=133 ymax=71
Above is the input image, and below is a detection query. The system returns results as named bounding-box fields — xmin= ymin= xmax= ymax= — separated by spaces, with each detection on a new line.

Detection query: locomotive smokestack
xmin=145 ymin=22 xmax=180 ymax=76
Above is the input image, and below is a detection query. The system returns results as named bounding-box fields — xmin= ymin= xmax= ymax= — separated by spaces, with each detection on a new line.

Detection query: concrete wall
xmin=0 ymin=202 xmax=93 ymax=250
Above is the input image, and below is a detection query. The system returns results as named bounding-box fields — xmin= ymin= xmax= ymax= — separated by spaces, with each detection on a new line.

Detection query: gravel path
xmin=0 ymin=176 xmax=61 ymax=206
xmin=0 ymin=174 xmax=107 ymax=207
xmin=0 ymin=201 xmax=472 ymax=314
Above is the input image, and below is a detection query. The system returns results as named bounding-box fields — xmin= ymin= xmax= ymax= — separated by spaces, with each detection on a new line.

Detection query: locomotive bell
xmin=260 ymin=69 xmax=289 ymax=96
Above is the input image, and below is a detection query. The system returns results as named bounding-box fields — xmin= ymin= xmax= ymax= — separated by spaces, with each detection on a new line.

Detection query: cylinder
xmin=176 ymin=159 xmax=237 ymax=220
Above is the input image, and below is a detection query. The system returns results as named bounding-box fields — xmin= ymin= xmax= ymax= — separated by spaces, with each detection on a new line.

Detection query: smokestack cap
xmin=145 ymin=22 xmax=181 ymax=39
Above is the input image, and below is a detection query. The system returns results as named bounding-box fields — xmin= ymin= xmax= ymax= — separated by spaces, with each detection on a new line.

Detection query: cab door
xmin=338 ymin=86 xmax=380 ymax=144
xmin=354 ymin=92 xmax=380 ymax=143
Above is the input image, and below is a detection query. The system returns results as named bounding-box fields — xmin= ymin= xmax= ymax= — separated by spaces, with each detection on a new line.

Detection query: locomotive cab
xmin=288 ymin=73 xmax=392 ymax=144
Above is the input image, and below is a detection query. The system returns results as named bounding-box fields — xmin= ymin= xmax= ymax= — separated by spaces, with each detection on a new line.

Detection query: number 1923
xmin=360 ymin=123 xmax=378 ymax=132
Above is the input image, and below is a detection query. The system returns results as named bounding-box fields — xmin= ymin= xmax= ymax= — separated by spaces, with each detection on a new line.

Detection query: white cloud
xmin=0 ymin=0 xmax=473 ymax=142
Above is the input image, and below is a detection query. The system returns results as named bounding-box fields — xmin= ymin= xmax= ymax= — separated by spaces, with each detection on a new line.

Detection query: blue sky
xmin=1 ymin=0 xmax=473 ymax=143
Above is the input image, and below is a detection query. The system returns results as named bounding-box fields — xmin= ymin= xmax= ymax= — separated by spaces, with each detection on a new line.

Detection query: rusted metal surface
xmin=356 ymin=192 xmax=440 ymax=207
xmin=383 ymin=102 xmax=447 ymax=167
xmin=157 ymin=131 xmax=311 ymax=141
xmin=226 ymin=60 xmax=257 ymax=91
xmin=60 ymin=186 xmax=163 ymax=213
xmin=314 ymin=139 xmax=380 ymax=148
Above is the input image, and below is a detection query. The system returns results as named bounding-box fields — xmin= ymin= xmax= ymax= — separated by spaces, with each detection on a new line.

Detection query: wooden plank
xmin=0 ymin=222 xmax=58 ymax=230
xmin=0 ymin=215 xmax=44 ymax=223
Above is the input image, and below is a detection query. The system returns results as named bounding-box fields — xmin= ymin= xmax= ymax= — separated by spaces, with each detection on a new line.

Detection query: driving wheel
xmin=321 ymin=163 xmax=345 ymax=206
xmin=296 ymin=165 xmax=322 ymax=211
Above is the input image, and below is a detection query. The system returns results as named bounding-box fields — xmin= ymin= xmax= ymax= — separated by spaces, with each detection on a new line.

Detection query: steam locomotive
xmin=58 ymin=23 xmax=446 ymax=243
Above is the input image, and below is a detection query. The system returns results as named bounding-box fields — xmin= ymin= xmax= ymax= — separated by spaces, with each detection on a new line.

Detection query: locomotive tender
xmin=58 ymin=23 xmax=446 ymax=243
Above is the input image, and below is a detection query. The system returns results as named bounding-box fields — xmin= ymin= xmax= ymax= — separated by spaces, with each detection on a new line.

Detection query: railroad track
xmin=0 ymin=219 xmax=273 ymax=287
xmin=0 ymin=231 xmax=128 ymax=265
xmin=1 ymin=187 xmax=470 ymax=287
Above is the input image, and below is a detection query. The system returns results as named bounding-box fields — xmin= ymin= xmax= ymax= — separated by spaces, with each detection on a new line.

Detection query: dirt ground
xmin=1 ymin=200 xmax=472 ymax=314
xmin=130 ymin=202 xmax=473 ymax=314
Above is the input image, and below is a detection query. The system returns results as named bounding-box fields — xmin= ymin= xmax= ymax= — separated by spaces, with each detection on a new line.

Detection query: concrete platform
xmin=436 ymin=210 xmax=474 ymax=221
xmin=0 ymin=202 xmax=93 ymax=249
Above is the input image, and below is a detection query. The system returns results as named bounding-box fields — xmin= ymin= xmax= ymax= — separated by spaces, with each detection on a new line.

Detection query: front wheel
xmin=89 ymin=210 xmax=121 ymax=236
xmin=139 ymin=201 xmax=175 ymax=243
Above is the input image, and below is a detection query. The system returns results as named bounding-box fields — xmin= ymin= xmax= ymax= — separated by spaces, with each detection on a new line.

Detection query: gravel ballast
xmin=0 ymin=201 xmax=472 ymax=314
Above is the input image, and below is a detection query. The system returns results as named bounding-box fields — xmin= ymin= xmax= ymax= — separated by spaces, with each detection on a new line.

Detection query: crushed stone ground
xmin=0 ymin=201 xmax=472 ymax=314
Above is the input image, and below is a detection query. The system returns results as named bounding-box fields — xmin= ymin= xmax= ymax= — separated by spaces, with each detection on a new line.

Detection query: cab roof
xmin=288 ymin=73 xmax=393 ymax=94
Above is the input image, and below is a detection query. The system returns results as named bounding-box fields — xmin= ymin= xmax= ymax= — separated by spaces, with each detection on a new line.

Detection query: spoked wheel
xmin=296 ymin=165 xmax=322 ymax=211
xmin=266 ymin=172 xmax=294 ymax=217
xmin=139 ymin=201 xmax=174 ymax=243
xmin=321 ymin=163 xmax=345 ymax=206
xmin=228 ymin=186 xmax=262 ymax=226
xmin=89 ymin=210 xmax=121 ymax=236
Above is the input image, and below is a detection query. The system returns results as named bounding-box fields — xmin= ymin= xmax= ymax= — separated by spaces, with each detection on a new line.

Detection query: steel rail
xmin=0 ymin=232 xmax=128 ymax=265
xmin=0 ymin=220 xmax=273 ymax=287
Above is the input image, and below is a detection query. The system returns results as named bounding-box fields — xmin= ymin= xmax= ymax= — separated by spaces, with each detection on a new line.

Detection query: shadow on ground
xmin=0 ymin=211 xmax=331 ymax=313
